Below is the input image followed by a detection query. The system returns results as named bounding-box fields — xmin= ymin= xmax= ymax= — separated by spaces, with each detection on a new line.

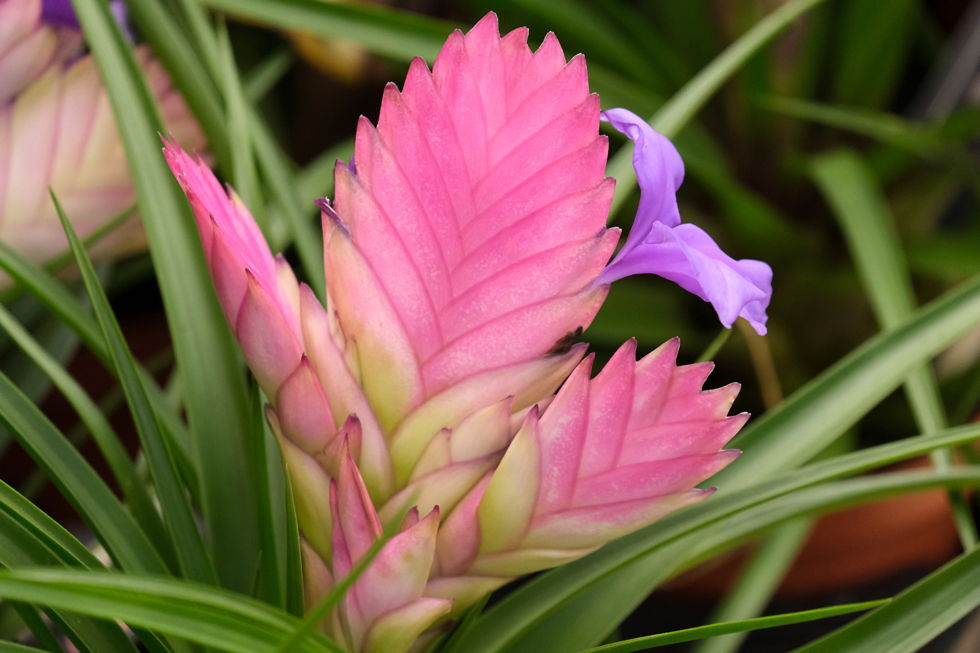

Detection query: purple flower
xmin=41 ymin=0 xmax=131 ymax=40
xmin=596 ymin=108 xmax=772 ymax=335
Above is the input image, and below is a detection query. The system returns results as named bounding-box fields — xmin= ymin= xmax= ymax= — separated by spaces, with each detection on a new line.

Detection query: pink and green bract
xmin=165 ymin=12 xmax=766 ymax=653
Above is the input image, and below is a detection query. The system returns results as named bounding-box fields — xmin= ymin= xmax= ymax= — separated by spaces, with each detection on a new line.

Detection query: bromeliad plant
xmin=3 ymin=1 xmax=980 ymax=653
xmin=163 ymin=15 xmax=766 ymax=647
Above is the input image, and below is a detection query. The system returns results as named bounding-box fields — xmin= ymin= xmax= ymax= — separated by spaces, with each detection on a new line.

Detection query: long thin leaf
xmin=217 ymin=17 xmax=265 ymax=233
xmin=0 ymin=300 xmax=174 ymax=572
xmin=244 ymin=49 xmax=295 ymax=102
xmin=810 ymin=149 xmax=977 ymax=547
xmin=0 ymin=480 xmax=177 ymax=653
xmin=204 ymin=0 xmax=457 ymax=62
xmin=607 ymin=0 xmax=827 ymax=215
xmin=54 ymin=192 xmax=217 ymax=586
xmin=123 ymin=0 xmax=230 ymax=165
xmin=251 ymin=384 xmax=286 ymax=610
xmin=0 ymin=510 xmax=140 ymax=653
xmin=795 ymin=545 xmax=980 ymax=652
xmin=71 ymin=0 xmax=261 ymax=593
xmin=693 ymin=518 xmax=813 ymax=653
xmin=577 ymin=600 xmax=889 ymax=653
xmin=0 ymin=241 xmax=198 ymax=499
xmin=10 ymin=601 xmax=63 ymax=653
xmin=720 ymin=273 xmax=980 ymax=490
xmin=0 ymin=570 xmax=343 ymax=653
xmin=0 ymin=367 xmax=169 ymax=576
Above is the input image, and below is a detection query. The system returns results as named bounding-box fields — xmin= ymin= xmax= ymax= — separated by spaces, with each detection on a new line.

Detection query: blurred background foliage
xmin=6 ymin=0 xmax=980 ymax=650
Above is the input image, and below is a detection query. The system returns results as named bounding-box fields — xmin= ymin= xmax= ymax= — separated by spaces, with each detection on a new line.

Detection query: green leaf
xmin=759 ymin=96 xmax=946 ymax=153
xmin=693 ymin=519 xmax=813 ymax=653
xmin=830 ymin=0 xmax=919 ymax=108
xmin=0 ymin=642 xmax=63 ymax=653
xmin=0 ymin=481 xmax=178 ymax=653
xmin=217 ymin=17 xmax=265 ymax=233
xmin=54 ymin=192 xmax=217 ymax=586
xmin=0 ymin=300 xmax=175 ymax=572
xmin=719 ymin=273 xmax=980 ymax=491
xmin=282 ymin=468 xmax=305 ymax=618
xmin=244 ymin=48 xmax=295 ymax=102
xmin=608 ymin=0 xmax=828 ymax=215
xmin=250 ymin=384 xmax=286 ymax=610
xmin=576 ymin=600 xmax=889 ymax=652
xmin=71 ymin=0 xmax=261 ymax=593
xmin=810 ymin=149 xmax=977 ymax=547
xmin=0 ymin=509 xmax=140 ymax=653
xmin=250 ymin=111 xmax=326 ymax=298
xmin=203 ymin=0 xmax=458 ymax=63
xmin=0 ymin=570 xmax=343 ymax=653
xmin=123 ymin=0 xmax=230 ymax=165
xmin=11 ymin=601 xmax=63 ymax=653
xmin=0 ymin=366 xmax=169 ymax=575
xmin=794 ymin=546 xmax=980 ymax=652
xmin=443 ymin=423 xmax=980 ymax=653
xmin=0 ymin=241 xmax=199 ymax=503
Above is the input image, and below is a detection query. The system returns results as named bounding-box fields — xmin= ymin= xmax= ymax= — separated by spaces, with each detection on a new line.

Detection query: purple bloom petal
xmin=40 ymin=0 xmax=80 ymax=28
xmin=41 ymin=0 xmax=133 ymax=41
xmin=596 ymin=108 xmax=773 ymax=335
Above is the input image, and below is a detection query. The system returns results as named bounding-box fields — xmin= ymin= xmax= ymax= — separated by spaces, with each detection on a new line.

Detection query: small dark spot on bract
xmin=547 ymin=326 xmax=583 ymax=356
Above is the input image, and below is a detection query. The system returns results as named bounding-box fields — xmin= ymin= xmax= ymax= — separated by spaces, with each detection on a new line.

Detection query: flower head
xmin=167 ymin=11 xmax=756 ymax=648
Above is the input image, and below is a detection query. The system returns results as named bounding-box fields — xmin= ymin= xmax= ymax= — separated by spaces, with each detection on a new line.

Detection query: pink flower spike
xmin=595 ymin=108 xmax=773 ymax=335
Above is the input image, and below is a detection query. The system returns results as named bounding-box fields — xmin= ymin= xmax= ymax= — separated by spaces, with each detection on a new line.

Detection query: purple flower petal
xmin=596 ymin=108 xmax=773 ymax=335
xmin=40 ymin=0 xmax=80 ymax=29
xmin=41 ymin=0 xmax=133 ymax=41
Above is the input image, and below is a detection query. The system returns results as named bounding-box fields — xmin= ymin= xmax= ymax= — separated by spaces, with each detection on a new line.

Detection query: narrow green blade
xmin=795 ymin=546 xmax=980 ymax=652
xmin=607 ymin=0 xmax=828 ymax=215
xmin=0 ymin=570 xmax=343 ymax=653
xmin=0 ymin=300 xmax=174 ymax=572
xmin=71 ymin=0 xmax=260 ymax=593
xmin=203 ymin=0 xmax=457 ymax=62
xmin=578 ymin=600 xmax=889 ymax=653
xmin=810 ymin=149 xmax=977 ymax=547
xmin=54 ymin=192 xmax=216 ymax=586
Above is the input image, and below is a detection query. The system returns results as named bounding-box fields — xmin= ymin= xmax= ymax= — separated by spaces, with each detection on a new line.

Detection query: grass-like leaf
xmin=692 ymin=518 xmax=813 ymax=653
xmin=576 ymin=600 xmax=889 ymax=652
xmin=720 ymin=273 xmax=980 ymax=490
xmin=810 ymin=149 xmax=977 ymax=547
xmin=0 ymin=241 xmax=199 ymax=502
xmin=607 ymin=0 xmax=828 ymax=215
xmin=53 ymin=192 xmax=217 ymax=586
xmin=0 ymin=481 xmax=177 ymax=653
xmin=204 ymin=0 xmax=458 ymax=62
xmin=71 ymin=0 xmax=261 ymax=593
xmin=250 ymin=384 xmax=287 ymax=611
xmin=0 ymin=508 xmax=141 ymax=653
xmin=0 ymin=570 xmax=343 ymax=653
xmin=0 ymin=366 xmax=169 ymax=576
xmin=0 ymin=300 xmax=175 ymax=572
xmin=217 ymin=17 xmax=265 ymax=233
xmin=795 ymin=545 xmax=980 ymax=652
